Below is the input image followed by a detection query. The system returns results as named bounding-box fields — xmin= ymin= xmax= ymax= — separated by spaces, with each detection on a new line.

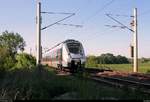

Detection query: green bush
xmin=15 ymin=53 xmax=36 ymax=69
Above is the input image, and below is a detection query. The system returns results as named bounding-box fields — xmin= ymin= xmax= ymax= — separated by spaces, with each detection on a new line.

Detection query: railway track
xmin=94 ymin=75 xmax=150 ymax=87
xmin=52 ymin=66 xmax=150 ymax=94
xmin=90 ymin=77 xmax=150 ymax=94
xmin=54 ymin=67 xmax=113 ymax=75
xmin=130 ymin=73 xmax=150 ymax=80
xmin=84 ymin=67 xmax=113 ymax=73
xmin=88 ymin=74 xmax=150 ymax=94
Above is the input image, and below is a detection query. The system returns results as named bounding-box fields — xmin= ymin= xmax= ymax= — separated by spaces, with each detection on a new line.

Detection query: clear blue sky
xmin=0 ymin=0 xmax=150 ymax=58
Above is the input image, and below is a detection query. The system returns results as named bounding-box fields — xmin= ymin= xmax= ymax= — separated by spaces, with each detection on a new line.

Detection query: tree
xmin=0 ymin=31 xmax=26 ymax=56
xmin=0 ymin=47 xmax=8 ymax=70
xmin=0 ymin=47 xmax=15 ymax=70
xmin=98 ymin=53 xmax=117 ymax=64
xmin=116 ymin=55 xmax=129 ymax=64
xmin=0 ymin=31 xmax=26 ymax=70
xmin=15 ymin=53 xmax=36 ymax=69
xmin=97 ymin=53 xmax=129 ymax=64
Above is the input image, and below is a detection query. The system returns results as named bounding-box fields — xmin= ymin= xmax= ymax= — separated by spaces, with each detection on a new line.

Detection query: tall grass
xmin=0 ymin=66 xmax=150 ymax=100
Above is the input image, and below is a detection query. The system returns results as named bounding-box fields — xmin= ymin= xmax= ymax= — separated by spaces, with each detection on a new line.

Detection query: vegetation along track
xmin=52 ymin=66 xmax=150 ymax=95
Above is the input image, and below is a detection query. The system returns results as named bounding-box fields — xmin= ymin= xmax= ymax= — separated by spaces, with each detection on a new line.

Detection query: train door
xmin=57 ymin=48 xmax=63 ymax=69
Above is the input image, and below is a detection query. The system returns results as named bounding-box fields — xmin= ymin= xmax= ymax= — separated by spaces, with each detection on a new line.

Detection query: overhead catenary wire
xmin=105 ymin=25 xmax=126 ymax=29
xmin=106 ymin=14 xmax=134 ymax=32
xmin=56 ymin=23 xmax=83 ymax=28
xmin=84 ymin=0 xmax=115 ymax=24
xmin=41 ymin=13 xmax=75 ymax=30
xmin=41 ymin=12 xmax=74 ymax=15
xmin=106 ymin=13 xmax=134 ymax=18
xmin=73 ymin=0 xmax=116 ymax=42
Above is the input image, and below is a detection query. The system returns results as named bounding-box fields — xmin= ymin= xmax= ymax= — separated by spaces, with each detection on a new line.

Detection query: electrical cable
xmin=84 ymin=0 xmax=115 ymax=24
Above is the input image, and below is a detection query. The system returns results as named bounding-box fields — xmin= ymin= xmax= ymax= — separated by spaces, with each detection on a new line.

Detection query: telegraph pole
xmin=36 ymin=1 xmax=41 ymax=65
xmin=133 ymin=8 xmax=138 ymax=72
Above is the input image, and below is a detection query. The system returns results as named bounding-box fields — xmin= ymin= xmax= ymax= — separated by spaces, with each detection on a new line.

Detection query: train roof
xmin=63 ymin=39 xmax=80 ymax=43
xmin=43 ymin=39 xmax=81 ymax=54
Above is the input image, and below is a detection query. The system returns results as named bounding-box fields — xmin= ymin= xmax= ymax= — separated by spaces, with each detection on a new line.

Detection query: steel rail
xmin=89 ymin=75 xmax=150 ymax=94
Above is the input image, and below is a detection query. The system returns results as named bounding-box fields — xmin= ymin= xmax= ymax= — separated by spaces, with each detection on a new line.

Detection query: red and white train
xmin=42 ymin=39 xmax=86 ymax=72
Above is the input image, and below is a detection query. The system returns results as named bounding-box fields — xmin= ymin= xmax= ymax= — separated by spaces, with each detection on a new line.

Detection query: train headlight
xmin=75 ymin=62 xmax=78 ymax=65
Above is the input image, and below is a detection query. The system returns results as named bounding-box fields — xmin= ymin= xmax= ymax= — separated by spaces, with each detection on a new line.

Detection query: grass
xmin=0 ymin=66 xmax=150 ymax=100
xmin=86 ymin=63 xmax=150 ymax=73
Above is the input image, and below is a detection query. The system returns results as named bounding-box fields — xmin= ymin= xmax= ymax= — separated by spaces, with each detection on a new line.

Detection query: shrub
xmin=0 ymin=47 xmax=15 ymax=71
xmin=15 ymin=53 xmax=36 ymax=69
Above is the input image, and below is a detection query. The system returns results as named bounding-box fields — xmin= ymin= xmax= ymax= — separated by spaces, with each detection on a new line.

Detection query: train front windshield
xmin=67 ymin=43 xmax=82 ymax=54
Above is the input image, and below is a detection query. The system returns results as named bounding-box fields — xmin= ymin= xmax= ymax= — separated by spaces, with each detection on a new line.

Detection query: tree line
xmin=86 ymin=53 xmax=130 ymax=67
xmin=86 ymin=53 xmax=150 ymax=67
